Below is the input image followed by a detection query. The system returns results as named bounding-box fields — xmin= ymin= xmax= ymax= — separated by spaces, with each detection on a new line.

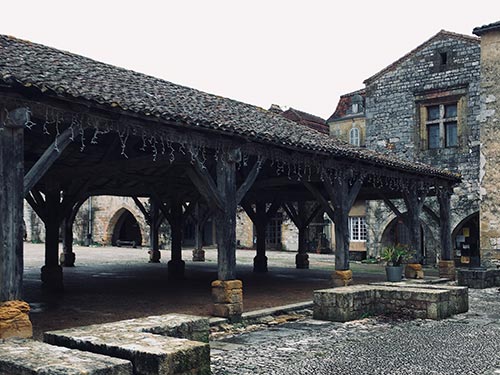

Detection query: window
xmin=349 ymin=127 xmax=360 ymax=146
xmin=265 ymin=213 xmax=282 ymax=246
xmin=349 ymin=216 xmax=367 ymax=241
xmin=424 ymin=102 xmax=458 ymax=149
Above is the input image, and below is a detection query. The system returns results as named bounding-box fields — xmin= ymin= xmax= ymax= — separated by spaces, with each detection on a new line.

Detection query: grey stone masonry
xmin=371 ymin=282 xmax=468 ymax=314
xmin=313 ymin=284 xmax=467 ymax=322
xmin=457 ymin=268 xmax=500 ymax=289
xmin=364 ymin=32 xmax=481 ymax=263
xmin=0 ymin=338 xmax=133 ymax=375
xmin=44 ymin=314 xmax=210 ymax=375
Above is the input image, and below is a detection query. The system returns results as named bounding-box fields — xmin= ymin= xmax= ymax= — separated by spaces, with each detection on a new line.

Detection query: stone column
xmin=438 ymin=188 xmax=455 ymax=279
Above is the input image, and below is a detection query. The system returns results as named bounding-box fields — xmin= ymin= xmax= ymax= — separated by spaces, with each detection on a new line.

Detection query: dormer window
xmin=350 ymin=94 xmax=364 ymax=114
xmin=440 ymin=52 xmax=448 ymax=66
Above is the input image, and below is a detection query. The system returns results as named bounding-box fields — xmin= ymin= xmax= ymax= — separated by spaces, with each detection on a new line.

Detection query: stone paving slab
xmin=211 ymin=288 xmax=500 ymax=374
xmin=0 ymin=338 xmax=132 ymax=375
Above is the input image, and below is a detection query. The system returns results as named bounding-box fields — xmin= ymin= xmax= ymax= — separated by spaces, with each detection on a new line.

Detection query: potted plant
xmin=381 ymin=244 xmax=411 ymax=282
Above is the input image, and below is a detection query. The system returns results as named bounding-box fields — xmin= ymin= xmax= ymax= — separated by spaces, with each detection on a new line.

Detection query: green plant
xmin=381 ymin=244 xmax=412 ymax=266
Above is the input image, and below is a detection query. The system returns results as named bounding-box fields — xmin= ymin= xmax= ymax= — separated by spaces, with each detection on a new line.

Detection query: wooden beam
xmin=24 ymin=127 xmax=73 ymax=196
xmin=236 ymin=158 xmax=265 ymax=204
xmin=132 ymin=196 xmax=151 ymax=225
xmin=423 ymin=204 xmax=440 ymax=224
xmin=0 ymin=107 xmax=27 ymax=300
xmin=302 ymin=181 xmax=336 ymax=221
xmin=186 ymin=166 xmax=224 ymax=211
xmin=380 ymin=194 xmax=404 ymax=219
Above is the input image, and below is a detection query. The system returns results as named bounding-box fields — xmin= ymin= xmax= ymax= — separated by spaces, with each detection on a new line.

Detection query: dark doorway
xmin=452 ymin=212 xmax=480 ymax=267
xmin=111 ymin=210 xmax=142 ymax=247
xmin=381 ymin=216 xmax=427 ymax=263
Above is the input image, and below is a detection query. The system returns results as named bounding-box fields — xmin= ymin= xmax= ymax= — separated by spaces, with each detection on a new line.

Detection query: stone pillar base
xmin=192 ymin=249 xmax=205 ymax=262
xmin=41 ymin=265 xmax=64 ymax=291
xmin=296 ymin=253 xmax=309 ymax=269
xmin=0 ymin=300 xmax=33 ymax=339
xmin=253 ymin=255 xmax=268 ymax=273
xmin=167 ymin=259 xmax=185 ymax=279
xmin=59 ymin=252 xmax=76 ymax=267
xmin=438 ymin=260 xmax=456 ymax=280
xmin=211 ymin=279 xmax=243 ymax=322
xmin=148 ymin=250 xmax=161 ymax=263
xmin=332 ymin=270 xmax=353 ymax=287
xmin=405 ymin=263 xmax=424 ymax=279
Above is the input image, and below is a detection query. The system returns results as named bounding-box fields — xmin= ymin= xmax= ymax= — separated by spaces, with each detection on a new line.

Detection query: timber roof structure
xmin=0 ymin=34 xmax=458 ymax=181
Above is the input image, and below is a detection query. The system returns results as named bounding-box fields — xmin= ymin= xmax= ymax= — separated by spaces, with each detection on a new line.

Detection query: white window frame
xmin=349 ymin=216 xmax=367 ymax=242
xmin=349 ymin=127 xmax=360 ymax=146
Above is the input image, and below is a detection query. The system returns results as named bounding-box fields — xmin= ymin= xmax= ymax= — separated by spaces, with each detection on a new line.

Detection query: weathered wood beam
xmin=302 ymin=181 xmax=336 ymax=221
xmin=132 ymin=196 xmax=151 ymax=225
xmin=24 ymin=127 xmax=73 ymax=196
xmin=236 ymin=158 xmax=265 ymax=204
xmin=380 ymin=194 xmax=404 ymax=220
xmin=186 ymin=166 xmax=224 ymax=211
xmin=423 ymin=204 xmax=440 ymax=225
xmin=0 ymin=107 xmax=27 ymax=301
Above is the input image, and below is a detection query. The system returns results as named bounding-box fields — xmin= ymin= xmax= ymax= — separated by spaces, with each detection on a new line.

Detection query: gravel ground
xmin=211 ymin=287 xmax=500 ymax=375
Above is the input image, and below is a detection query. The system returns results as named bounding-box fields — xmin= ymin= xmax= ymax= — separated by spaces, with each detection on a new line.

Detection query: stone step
xmin=43 ymin=313 xmax=211 ymax=375
xmin=0 ymin=338 xmax=132 ymax=375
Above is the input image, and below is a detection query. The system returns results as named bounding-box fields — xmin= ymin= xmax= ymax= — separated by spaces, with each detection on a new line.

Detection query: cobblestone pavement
xmin=211 ymin=287 xmax=500 ymax=375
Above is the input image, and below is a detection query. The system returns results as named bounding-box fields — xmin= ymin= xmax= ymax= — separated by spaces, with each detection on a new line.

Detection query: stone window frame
xmin=416 ymin=88 xmax=467 ymax=151
xmin=349 ymin=216 xmax=367 ymax=242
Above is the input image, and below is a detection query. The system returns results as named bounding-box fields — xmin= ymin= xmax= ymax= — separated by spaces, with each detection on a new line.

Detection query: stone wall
xmin=365 ymin=32 xmax=481 ymax=261
xmin=478 ymin=29 xmax=500 ymax=266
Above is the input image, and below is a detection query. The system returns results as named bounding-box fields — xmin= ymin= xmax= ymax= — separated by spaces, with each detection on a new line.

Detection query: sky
xmin=1 ymin=1 xmax=499 ymax=119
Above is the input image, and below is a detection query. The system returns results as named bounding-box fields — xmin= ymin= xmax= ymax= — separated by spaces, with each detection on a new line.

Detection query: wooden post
xmin=167 ymin=199 xmax=185 ymax=279
xmin=41 ymin=189 xmax=63 ymax=290
xmin=0 ymin=108 xmax=27 ymax=302
xmin=192 ymin=202 xmax=208 ymax=262
xmin=215 ymin=151 xmax=238 ymax=281
xmin=149 ymin=200 xmax=161 ymax=263
xmin=60 ymin=199 xmax=86 ymax=267
xmin=254 ymin=201 xmax=268 ymax=272
xmin=402 ymin=188 xmax=427 ymax=263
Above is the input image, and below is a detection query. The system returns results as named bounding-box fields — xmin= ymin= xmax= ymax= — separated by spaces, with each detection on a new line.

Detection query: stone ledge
xmin=313 ymin=284 xmax=466 ymax=322
xmin=44 ymin=314 xmax=211 ymax=375
xmin=0 ymin=338 xmax=133 ymax=375
xmin=457 ymin=268 xmax=500 ymax=289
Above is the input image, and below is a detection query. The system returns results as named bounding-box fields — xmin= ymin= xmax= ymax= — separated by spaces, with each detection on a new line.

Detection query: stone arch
xmin=379 ymin=215 xmax=437 ymax=265
xmin=107 ymin=208 xmax=143 ymax=247
xmin=452 ymin=211 xmax=480 ymax=266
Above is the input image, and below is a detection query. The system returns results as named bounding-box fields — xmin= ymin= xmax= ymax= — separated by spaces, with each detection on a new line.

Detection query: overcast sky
xmin=1 ymin=1 xmax=498 ymax=119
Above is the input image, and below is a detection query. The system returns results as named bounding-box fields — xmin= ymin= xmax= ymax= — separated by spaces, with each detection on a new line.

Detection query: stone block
xmin=405 ymin=264 xmax=424 ymax=279
xmin=0 ymin=300 xmax=32 ymax=339
xmin=0 ymin=338 xmax=132 ymax=374
xmin=211 ymin=279 xmax=242 ymax=289
xmin=212 ymin=286 xmax=242 ymax=304
xmin=211 ymin=303 xmax=243 ymax=318
xmin=43 ymin=314 xmax=211 ymax=375
xmin=438 ymin=260 xmax=456 ymax=280
xmin=332 ymin=270 xmax=353 ymax=287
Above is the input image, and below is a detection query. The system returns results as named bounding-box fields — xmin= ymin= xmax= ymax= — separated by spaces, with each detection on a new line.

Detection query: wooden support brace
xmin=24 ymin=127 xmax=73 ymax=196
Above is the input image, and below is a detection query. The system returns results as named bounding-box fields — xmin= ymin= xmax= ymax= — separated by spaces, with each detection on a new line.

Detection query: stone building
xmin=328 ymin=30 xmax=482 ymax=266
xmin=474 ymin=21 xmax=500 ymax=266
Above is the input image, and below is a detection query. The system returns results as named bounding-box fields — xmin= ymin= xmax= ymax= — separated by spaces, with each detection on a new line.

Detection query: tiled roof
xmin=364 ymin=30 xmax=479 ymax=85
xmin=473 ymin=21 xmax=500 ymax=36
xmin=327 ymin=89 xmax=365 ymax=122
xmin=0 ymin=34 xmax=458 ymax=181
xmin=281 ymin=108 xmax=329 ymax=134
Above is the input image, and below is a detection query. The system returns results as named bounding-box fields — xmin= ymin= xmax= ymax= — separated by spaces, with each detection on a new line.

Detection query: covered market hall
xmin=0 ymin=34 xmax=459 ymax=331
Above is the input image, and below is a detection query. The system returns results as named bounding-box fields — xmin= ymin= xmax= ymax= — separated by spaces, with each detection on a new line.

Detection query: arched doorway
xmin=111 ymin=209 xmax=142 ymax=247
xmin=452 ymin=212 xmax=479 ymax=267
xmin=381 ymin=216 xmax=427 ymax=263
